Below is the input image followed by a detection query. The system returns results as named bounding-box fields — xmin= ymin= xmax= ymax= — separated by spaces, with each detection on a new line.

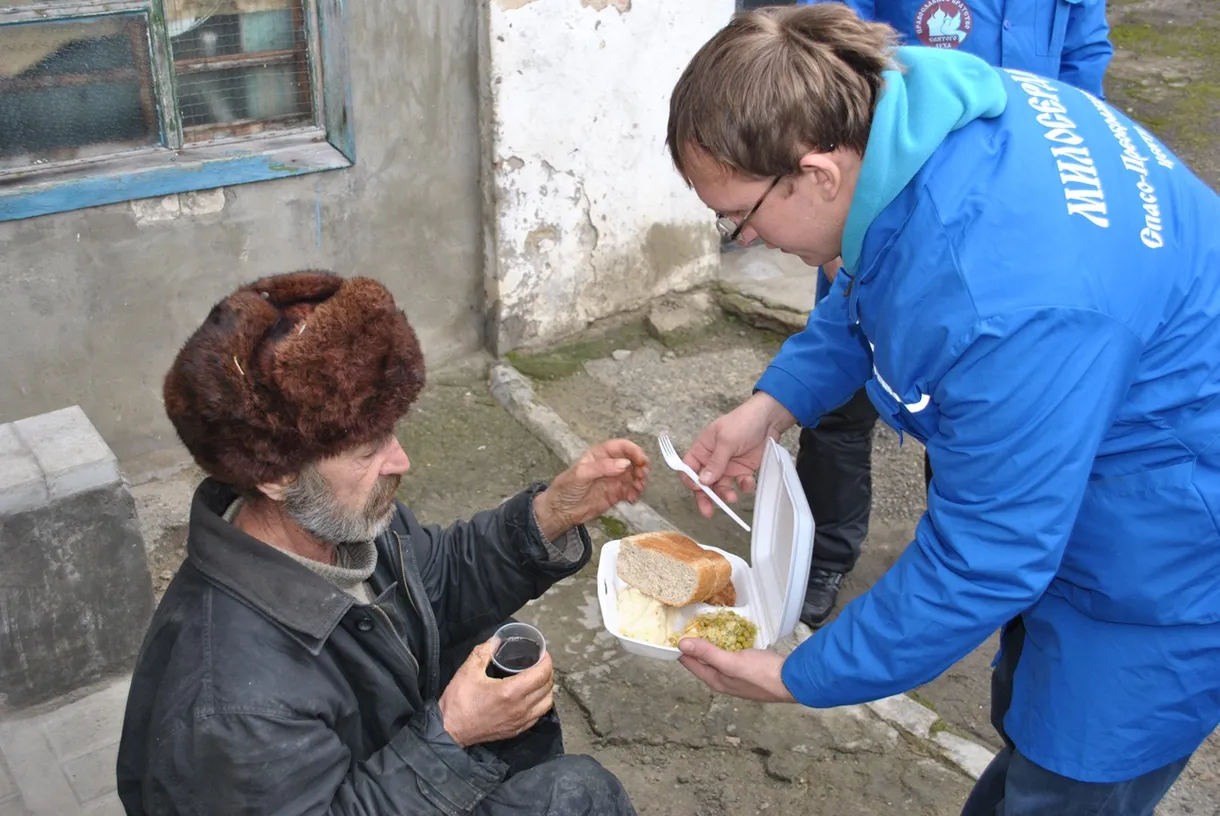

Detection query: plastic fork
xmin=657 ymin=432 xmax=752 ymax=533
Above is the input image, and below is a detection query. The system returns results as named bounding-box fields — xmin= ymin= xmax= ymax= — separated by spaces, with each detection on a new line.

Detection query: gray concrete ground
xmin=521 ymin=288 xmax=1220 ymax=815
xmin=0 ymin=678 xmax=127 ymax=816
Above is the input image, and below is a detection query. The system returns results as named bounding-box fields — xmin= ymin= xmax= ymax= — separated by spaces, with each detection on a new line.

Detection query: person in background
xmin=782 ymin=0 xmax=1113 ymax=628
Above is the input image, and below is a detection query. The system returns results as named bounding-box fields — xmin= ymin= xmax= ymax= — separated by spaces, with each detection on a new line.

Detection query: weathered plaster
xmin=581 ymin=0 xmax=632 ymax=12
xmin=480 ymin=0 xmax=734 ymax=353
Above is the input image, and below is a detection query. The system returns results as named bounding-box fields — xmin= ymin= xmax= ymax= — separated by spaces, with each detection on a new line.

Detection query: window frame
xmin=0 ymin=0 xmax=354 ymax=223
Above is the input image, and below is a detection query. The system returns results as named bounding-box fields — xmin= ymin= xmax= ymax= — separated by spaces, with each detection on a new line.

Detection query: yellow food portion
xmin=616 ymin=586 xmax=675 ymax=645
xmin=668 ymin=610 xmax=758 ymax=652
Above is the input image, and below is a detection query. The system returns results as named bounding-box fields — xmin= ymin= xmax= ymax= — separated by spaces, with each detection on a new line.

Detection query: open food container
xmin=597 ymin=438 xmax=815 ymax=659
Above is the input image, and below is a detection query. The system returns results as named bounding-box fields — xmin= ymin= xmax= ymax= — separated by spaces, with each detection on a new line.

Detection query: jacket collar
xmin=841 ymin=46 xmax=1007 ymax=277
xmin=186 ymin=478 xmax=362 ymax=654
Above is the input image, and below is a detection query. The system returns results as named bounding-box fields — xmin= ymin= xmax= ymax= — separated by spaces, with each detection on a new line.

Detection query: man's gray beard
xmin=283 ymin=465 xmax=400 ymax=545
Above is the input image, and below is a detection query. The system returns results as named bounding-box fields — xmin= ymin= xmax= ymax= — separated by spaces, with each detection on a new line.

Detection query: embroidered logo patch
xmin=914 ymin=0 xmax=973 ymax=49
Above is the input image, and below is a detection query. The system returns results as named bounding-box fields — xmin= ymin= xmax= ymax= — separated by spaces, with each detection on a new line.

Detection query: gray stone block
xmin=0 ymin=719 xmax=76 ymax=814
xmin=40 ymin=680 xmax=129 ymax=763
xmin=0 ymin=425 xmax=46 ymax=516
xmin=63 ymin=745 xmax=118 ymax=805
xmin=0 ymin=482 xmax=153 ymax=711
xmin=0 ymin=794 xmax=29 ymax=816
xmin=0 ymin=753 xmax=17 ymax=801
xmin=13 ymin=408 xmax=119 ymax=501
xmin=81 ymin=795 xmax=123 ymax=816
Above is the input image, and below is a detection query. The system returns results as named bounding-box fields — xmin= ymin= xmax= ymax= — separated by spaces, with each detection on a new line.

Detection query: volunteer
xmin=787 ymin=0 xmax=1113 ymax=628
xmin=666 ymin=5 xmax=1220 ymax=814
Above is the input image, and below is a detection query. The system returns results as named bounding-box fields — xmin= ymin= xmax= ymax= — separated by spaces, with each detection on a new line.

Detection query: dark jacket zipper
xmin=369 ymin=603 xmax=419 ymax=678
xmin=394 ymin=531 xmax=442 ymax=699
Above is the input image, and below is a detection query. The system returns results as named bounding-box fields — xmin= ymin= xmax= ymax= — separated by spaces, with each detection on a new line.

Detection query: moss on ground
xmin=506 ymin=321 xmax=651 ymax=380
xmin=1105 ymin=14 xmax=1220 ymax=161
xmin=600 ymin=515 xmax=629 ymax=540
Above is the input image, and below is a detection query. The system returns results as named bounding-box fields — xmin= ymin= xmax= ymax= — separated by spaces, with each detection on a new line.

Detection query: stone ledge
xmin=716 ymin=245 xmax=819 ymax=336
xmin=1 ymin=407 xmax=152 ymax=713
xmin=0 ymin=424 xmax=46 ymax=516
xmin=13 ymin=407 xmax=120 ymax=501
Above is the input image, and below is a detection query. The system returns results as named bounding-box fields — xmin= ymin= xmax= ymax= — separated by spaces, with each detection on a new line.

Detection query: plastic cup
xmin=487 ymin=622 xmax=546 ymax=678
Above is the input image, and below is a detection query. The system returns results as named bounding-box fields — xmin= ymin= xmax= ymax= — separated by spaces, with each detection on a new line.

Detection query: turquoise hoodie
xmin=839 ymin=46 xmax=1007 ymax=275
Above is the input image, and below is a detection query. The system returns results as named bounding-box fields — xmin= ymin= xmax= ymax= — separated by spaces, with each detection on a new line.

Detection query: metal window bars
xmin=0 ymin=0 xmax=320 ymax=169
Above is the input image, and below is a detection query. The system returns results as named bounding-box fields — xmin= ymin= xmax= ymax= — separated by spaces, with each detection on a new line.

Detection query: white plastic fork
xmin=656 ymin=432 xmax=752 ymax=533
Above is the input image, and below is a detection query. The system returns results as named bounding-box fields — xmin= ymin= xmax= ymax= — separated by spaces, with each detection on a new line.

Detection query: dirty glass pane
xmin=165 ymin=0 xmax=313 ymax=140
xmin=0 ymin=15 xmax=159 ymax=169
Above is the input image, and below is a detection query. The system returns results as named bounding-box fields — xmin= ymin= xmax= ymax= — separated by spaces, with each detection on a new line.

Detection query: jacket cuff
xmin=780 ymin=632 xmax=836 ymax=708
xmin=392 ymin=701 xmax=507 ymax=811
xmin=506 ymin=484 xmax=592 ymax=577
xmin=755 ymin=365 xmax=832 ymax=429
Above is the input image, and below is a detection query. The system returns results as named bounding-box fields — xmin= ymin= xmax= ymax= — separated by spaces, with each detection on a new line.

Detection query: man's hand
xmin=681 ymin=393 xmax=796 ymax=518
xmin=676 ymin=638 xmax=797 ymax=704
xmin=533 ymin=439 xmax=650 ymax=540
xmin=438 ymin=640 xmax=555 ymax=747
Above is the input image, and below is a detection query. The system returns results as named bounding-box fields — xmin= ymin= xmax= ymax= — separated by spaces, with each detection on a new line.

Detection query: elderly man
xmin=116 ymin=272 xmax=645 ymax=815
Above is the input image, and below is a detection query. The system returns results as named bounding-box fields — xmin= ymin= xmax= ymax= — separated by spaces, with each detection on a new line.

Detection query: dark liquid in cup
xmin=487 ymin=637 xmax=542 ymax=678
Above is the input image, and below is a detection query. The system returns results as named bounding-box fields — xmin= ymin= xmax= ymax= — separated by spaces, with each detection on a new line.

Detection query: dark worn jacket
xmin=116 ymin=478 xmax=592 ymax=815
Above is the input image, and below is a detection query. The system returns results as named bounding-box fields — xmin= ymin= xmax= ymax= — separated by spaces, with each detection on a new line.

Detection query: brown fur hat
xmin=163 ymin=271 xmax=425 ymax=490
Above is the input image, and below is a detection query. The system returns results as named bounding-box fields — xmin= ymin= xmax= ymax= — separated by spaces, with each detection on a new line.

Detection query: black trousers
xmin=795 ymin=387 xmax=933 ymax=576
xmin=795 ymin=388 xmax=880 ymax=574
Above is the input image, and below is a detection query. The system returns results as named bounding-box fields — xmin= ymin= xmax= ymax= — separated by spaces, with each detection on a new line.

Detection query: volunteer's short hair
xmin=667 ymin=4 xmax=899 ymax=181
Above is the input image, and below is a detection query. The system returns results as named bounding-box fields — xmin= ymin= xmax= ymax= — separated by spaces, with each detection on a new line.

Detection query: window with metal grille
xmin=0 ymin=0 xmax=353 ymax=221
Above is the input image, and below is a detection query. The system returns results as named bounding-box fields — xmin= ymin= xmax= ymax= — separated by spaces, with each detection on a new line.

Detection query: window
xmin=0 ymin=0 xmax=352 ymax=222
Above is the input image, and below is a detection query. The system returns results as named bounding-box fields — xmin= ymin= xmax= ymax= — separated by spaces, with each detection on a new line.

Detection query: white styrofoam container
xmin=597 ymin=438 xmax=815 ymax=659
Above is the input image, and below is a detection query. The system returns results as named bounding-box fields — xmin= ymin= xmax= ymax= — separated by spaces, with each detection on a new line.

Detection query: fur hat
xmin=163 ymin=271 xmax=425 ymax=490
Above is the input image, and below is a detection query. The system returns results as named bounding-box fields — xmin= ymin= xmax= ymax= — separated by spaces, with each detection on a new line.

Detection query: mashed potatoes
xmin=616 ymin=586 xmax=674 ymax=645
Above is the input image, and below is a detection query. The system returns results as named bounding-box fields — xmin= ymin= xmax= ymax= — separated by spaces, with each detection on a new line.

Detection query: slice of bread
xmin=616 ymin=532 xmax=732 ymax=607
xmin=705 ymin=580 xmax=737 ymax=607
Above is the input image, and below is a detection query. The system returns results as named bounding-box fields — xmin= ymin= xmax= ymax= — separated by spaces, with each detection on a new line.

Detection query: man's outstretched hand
xmin=680 ymin=392 xmax=797 ymax=518
xmin=533 ymin=439 xmax=650 ymax=539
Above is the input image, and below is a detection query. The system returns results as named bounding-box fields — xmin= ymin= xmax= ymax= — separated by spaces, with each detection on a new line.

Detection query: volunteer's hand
xmin=534 ymin=439 xmax=650 ymax=539
xmin=681 ymin=393 xmax=796 ymax=517
xmin=438 ymin=640 xmax=555 ymax=747
xmin=677 ymin=638 xmax=796 ymax=704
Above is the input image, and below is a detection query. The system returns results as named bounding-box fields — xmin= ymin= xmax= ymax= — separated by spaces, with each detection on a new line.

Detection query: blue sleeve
xmin=754 ymin=271 xmax=872 ymax=427
xmin=780 ymin=308 xmax=1141 ymax=707
xmin=1057 ymin=0 xmax=1112 ymax=98
xmin=795 ymin=0 xmax=877 ymax=19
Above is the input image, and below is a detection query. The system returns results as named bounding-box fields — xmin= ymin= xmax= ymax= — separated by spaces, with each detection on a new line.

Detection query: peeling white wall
xmin=480 ymin=0 xmax=735 ymax=352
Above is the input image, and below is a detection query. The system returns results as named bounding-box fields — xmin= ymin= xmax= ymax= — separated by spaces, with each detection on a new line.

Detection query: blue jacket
xmin=766 ymin=47 xmax=1220 ymax=783
xmin=798 ymin=0 xmax=1112 ymax=97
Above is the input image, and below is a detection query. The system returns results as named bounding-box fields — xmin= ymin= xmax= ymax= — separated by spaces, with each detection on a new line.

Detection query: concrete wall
xmin=480 ymin=0 xmax=734 ymax=353
xmin=0 ymin=2 xmax=484 ymax=462
xmin=0 ymin=407 xmax=154 ymax=712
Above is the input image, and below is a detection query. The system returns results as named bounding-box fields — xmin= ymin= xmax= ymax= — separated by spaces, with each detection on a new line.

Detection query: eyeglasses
xmin=716 ymin=175 xmax=783 ymax=243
